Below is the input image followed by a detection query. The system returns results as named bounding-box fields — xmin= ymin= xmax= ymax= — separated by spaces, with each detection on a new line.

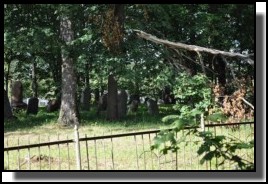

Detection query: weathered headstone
xmin=128 ymin=94 xmax=140 ymax=105
xmin=161 ymin=86 xmax=175 ymax=104
xmin=146 ymin=98 xmax=159 ymax=115
xmin=47 ymin=99 xmax=61 ymax=112
xmin=26 ymin=97 xmax=39 ymax=115
xmin=94 ymin=88 xmax=100 ymax=105
xmin=129 ymin=100 xmax=139 ymax=113
xmin=97 ymin=93 xmax=108 ymax=115
xmin=80 ymin=87 xmax=91 ymax=110
xmin=117 ymin=89 xmax=128 ymax=118
xmin=11 ymin=81 xmax=27 ymax=109
xmin=4 ymin=89 xmax=14 ymax=119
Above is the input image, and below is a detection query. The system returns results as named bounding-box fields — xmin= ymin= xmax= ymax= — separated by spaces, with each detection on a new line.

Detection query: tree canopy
xmin=4 ymin=4 xmax=254 ymax=123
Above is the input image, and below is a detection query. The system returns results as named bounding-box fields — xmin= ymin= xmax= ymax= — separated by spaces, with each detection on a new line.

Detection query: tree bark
xmin=4 ymin=88 xmax=14 ymax=119
xmin=5 ymin=59 xmax=11 ymax=95
xmin=31 ymin=60 xmax=38 ymax=98
xmin=106 ymin=74 xmax=118 ymax=121
xmin=58 ymin=16 xmax=79 ymax=126
xmin=214 ymin=56 xmax=226 ymax=87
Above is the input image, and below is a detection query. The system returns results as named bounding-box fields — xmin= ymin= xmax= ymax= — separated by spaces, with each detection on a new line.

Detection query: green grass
xmin=4 ymin=105 xmax=254 ymax=170
xmin=4 ymin=104 xmax=178 ymax=138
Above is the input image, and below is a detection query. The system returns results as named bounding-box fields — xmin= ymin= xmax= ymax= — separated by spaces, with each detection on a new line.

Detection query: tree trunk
xmin=85 ymin=61 xmax=90 ymax=87
xmin=58 ymin=16 xmax=79 ymax=126
xmin=5 ymin=59 xmax=11 ymax=95
xmin=106 ymin=74 xmax=118 ymax=121
xmin=4 ymin=89 xmax=14 ymax=119
xmin=31 ymin=60 xmax=38 ymax=98
xmin=214 ymin=56 xmax=226 ymax=87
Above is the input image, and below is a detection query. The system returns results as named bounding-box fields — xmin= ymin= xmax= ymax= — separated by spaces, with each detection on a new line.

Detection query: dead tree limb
xmin=133 ymin=29 xmax=254 ymax=65
xmin=178 ymin=50 xmax=217 ymax=75
xmin=239 ymin=97 xmax=254 ymax=110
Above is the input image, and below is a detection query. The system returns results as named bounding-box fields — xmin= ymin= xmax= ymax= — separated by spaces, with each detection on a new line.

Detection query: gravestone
xmin=128 ymin=94 xmax=140 ymax=105
xmin=26 ymin=97 xmax=39 ymax=115
xmin=97 ymin=93 xmax=108 ymax=115
xmin=161 ymin=86 xmax=176 ymax=104
xmin=129 ymin=100 xmax=139 ymax=113
xmin=80 ymin=87 xmax=91 ymax=111
xmin=146 ymin=98 xmax=159 ymax=115
xmin=117 ymin=89 xmax=128 ymax=118
xmin=11 ymin=81 xmax=27 ymax=109
xmin=47 ymin=99 xmax=61 ymax=112
xmin=94 ymin=88 xmax=100 ymax=105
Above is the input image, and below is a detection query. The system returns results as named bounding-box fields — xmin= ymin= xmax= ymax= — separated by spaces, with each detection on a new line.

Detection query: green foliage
xmin=151 ymin=73 xmax=254 ymax=170
xmin=197 ymin=130 xmax=254 ymax=170
xmin=206 ymin=112 xmax=228 ymax=123
xmin=173 ymin=72 xmax=212 ymax=112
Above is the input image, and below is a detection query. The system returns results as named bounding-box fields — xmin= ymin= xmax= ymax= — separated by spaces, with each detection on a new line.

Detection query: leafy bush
xmin=151 ymin=72 xmax=254 ymax=170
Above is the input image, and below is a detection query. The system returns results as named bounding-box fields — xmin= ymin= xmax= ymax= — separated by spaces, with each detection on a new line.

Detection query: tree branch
xmin=239 ymin=97 xmax=254 ymax=110
xmin=172 ymin=49 xmax=217 ymax=75
xmin=133 ymin=29 xmax=254 ymax=65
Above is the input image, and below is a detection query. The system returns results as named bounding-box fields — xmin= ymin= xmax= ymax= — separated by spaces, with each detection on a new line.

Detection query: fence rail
xmin=4 ymin=122 xmax=254 ymax=170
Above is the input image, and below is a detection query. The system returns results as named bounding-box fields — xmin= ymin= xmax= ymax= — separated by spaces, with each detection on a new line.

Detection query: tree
xmin=106 ymin=74 xmax=118 ymax=120
xmin=57 ymin=10 xmax=79 ymax=126
xmin=102 ymin=4 xmax=125 ymax=121
xmin=4 ymin=89 xmax=14 ymax=119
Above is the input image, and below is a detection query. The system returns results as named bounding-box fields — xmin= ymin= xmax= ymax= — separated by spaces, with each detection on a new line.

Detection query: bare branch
xmin=221 ymin=56 xmax=240 ymax=86
xmin=173 ymin=49 xmax=217 ymax=75
xmin=239 ymin=97 xmax=254 ymax=110
xmin=196 ymin=51 xmax=206 ymax=75
xmin=133 ymin=29 xmax=254 ymax=65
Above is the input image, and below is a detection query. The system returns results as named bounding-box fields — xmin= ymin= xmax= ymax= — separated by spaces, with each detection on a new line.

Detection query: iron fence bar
xmin=85 ymin=134 xmax=90 ymax=170
xmin=39 ymin=135 xmax=41 ymax=170
xmin=103 ymin=138 xmax=107 ymax=170
xmin=67 ymin=135 xmax=70 ymax=170
xmin=6 ymin=138 xmax=9 ymax=170
xmin=17 ymin=137 xmax=20 ymax=170
xmin=94 ymin=139 xmax=98 ymax=170
xmin=134 ymin=134 xmax=139 ymax=170
xmin=57 ymin=133 xmax=61 ymax=170
xmin=141 ymin=134 xmax=146 ymax=170
xmin=48 ymin=135 xmax=51 ymax=170
xmin=27 ymin=136 xmax=31 ymax=170
xmin=110 ymin=137 xmax=114 ymax=170
xmin=148 ymin=133 xmax=154 ymax=169
xmin=4 ymin=122 xmax=254 ymax=152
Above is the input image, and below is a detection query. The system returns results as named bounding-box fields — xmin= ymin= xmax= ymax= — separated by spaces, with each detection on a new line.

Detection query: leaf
xmin=203 ymin=151 xmax=214 ymax=161
xmin=190 ymin=109 xmax=202 ymax=116
xmin=162 ymin=115 xmax=179 ymax=123
xmin=206 ymin=112 xmax=228 ymax=122
xmin=236 ymin=142 xmax=253 ymax=149
xmin=172 ymin=119 xmax=184 ymax=131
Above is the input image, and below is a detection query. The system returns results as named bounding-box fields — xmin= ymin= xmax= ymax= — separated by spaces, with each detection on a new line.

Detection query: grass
xmin=4 ymin=105 xmax=254 ymax=170
xmin=4 ymin=104 xmax=177 ymax=137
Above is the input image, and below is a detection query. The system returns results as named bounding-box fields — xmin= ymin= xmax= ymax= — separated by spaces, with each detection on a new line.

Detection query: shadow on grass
xmin=80 ymin=104 xmax=178 ymax=129
xmin=4 ymin=104 xmax=178 ymax=133
xmin=4 ymin=107 xmax=59 ymax=133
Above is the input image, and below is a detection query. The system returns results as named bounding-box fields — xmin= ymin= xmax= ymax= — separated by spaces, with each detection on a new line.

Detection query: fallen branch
xmin=239 ymin=97 xmax=254 ymax=110
xmin=133 ymin=29 xmax=254 ymax=65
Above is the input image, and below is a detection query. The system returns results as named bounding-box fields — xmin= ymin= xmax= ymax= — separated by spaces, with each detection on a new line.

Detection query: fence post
xmin=74 ymin=124 xmax=81 ymax=170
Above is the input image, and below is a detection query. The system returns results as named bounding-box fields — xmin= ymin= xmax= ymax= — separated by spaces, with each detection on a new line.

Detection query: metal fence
xmin=4 ymin=122 xmax=254 ymax=170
